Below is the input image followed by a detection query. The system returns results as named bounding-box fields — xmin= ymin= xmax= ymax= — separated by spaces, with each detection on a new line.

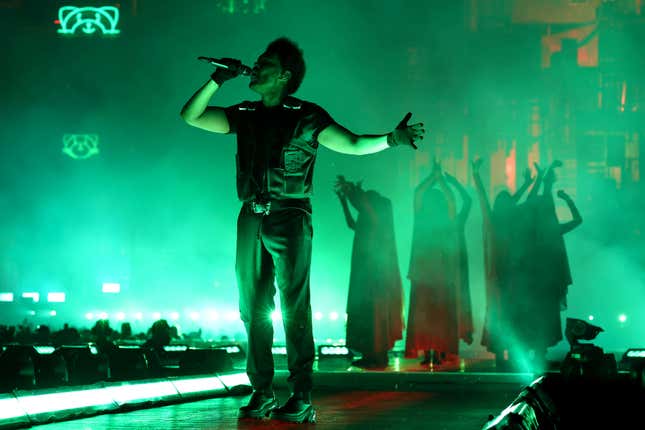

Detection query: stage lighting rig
xmin=560 ymin=318 xmax=617 ymax=379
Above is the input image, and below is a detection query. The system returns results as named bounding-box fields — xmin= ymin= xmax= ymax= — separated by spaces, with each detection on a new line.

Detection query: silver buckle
xmin=251 ymin=201 xmax=271 ymax=215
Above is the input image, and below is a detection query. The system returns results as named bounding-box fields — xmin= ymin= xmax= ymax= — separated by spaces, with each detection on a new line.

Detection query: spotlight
xmin=565 ymin=317 xmax=603 ymax=346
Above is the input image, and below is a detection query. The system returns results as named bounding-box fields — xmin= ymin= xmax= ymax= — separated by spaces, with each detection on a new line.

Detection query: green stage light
xmin=0 ymin=293 xmax=14 ymax=302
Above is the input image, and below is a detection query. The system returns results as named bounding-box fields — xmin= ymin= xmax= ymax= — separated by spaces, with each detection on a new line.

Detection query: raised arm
xmin=180 ymin=59 xmax=244 ymax=133
xmin=334 ymin=176 xmax=356 ymax=230
xmin=434 ymin=164 xmax=457 ymax=219
xmin=414 ymin=167 xmax=438 ymax=213
xmin=528 ymin=162 xmax=544 ymax=200
xmin=512 ymin=167 xmax=533 ymax=204
xmin=557 ymin=190 xmax=582 ymax=234
xmin=318 ymin=112 xmax=424 ymax=155
xmin=542 ymin=160 xmax=563 ymax=197
xmin=472 ymin=158 xmax=492 ymax=225
xmin=445 ymin=173 xmax=472 ymax=225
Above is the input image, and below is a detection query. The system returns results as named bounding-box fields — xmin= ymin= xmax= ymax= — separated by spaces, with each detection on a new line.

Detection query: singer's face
xmin=249 ymin=53 xmax=285 ymax=95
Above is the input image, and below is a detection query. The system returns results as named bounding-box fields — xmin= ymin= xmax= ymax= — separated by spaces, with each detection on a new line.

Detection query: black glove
xmin=387 ymin=112 xmax=424 ymax=149
xmin=210 ymin=58 xmax=243 ymax=85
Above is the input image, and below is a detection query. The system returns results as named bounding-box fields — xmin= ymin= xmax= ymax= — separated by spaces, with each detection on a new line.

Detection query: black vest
xmin=227 ymin=97 xmax=333 ymax=202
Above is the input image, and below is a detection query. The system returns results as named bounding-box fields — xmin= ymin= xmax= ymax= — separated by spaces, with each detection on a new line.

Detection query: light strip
xmin=16 ymin=388 xmax=116 ymax=416
xmin=0 ymin=396 xmax=27 ymax=420
xmin=106 ymin=381 xmax=179 ymax=406
xmin=47 ymin=292 xmax=66 ymax=303
xmin=0 ymin=293 xmax=14 ymax=302
xmin=0 ymin=373 xmax=249 ymax=427
xmin=172 ymin=377 xmax=225 ymax=396
xmin=218 ymin=372 xmax=251 ymax=389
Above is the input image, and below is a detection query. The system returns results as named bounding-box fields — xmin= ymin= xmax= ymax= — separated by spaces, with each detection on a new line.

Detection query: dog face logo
xmin=62 ymin=134 xmax=100 ymax=159
xmin=57 ymin=6 xmax=120 ymax=36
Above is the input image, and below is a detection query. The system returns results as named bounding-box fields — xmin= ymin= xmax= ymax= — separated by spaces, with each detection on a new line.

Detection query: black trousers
xmin=235 ymin=202 xmax=315 ymax=394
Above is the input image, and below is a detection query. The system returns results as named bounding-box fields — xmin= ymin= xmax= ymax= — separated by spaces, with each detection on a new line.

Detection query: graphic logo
xmin=57 ymin=6 xmax=120 ymax=35
xmin=62 ymin=134 xmax=100 ymax=159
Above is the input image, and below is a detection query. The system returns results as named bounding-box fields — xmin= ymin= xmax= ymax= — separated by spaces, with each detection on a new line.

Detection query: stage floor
xmin=26 ymin=356 xmax=536 ymax=430
xmin=30 ymin=384 xmax=518 ymax=430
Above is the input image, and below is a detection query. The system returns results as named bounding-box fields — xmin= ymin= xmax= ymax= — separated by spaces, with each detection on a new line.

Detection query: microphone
xmin=197 ymin=57 xmax=253 ymax=76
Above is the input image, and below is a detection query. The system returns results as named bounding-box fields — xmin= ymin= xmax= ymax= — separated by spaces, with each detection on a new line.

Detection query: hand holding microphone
xmin=198 ymin=57 xmax=252 ymax=85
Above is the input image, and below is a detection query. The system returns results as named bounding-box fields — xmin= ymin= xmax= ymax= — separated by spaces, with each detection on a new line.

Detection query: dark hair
xmin=265 ymin=37 xmax=305 ymax=95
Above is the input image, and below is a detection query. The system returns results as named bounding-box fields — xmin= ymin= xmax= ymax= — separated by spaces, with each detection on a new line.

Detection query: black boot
xmin=238 ymin=390 xmax=278 ymax=419
xmin=270 ymin=392 xmax=316 ymax=423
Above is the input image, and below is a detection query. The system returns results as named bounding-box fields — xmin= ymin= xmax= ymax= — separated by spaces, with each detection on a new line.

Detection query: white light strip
xmin=17 ymin=388 xmax=116 ymax=415
xmin=102 ymin=282 xmax=121 ymax=293
xmin=21 ymin=292 xmax=40 ymax=303
xmin=47 ymin=292 xmax=66 ymax=303
xmin=106 ymin=381 xmax=179 ymax=406
xmin=172 ymin=377 xmax=225 ymax=395
xmin=0 ymin=293 xmax=14 ymax=302
xmin=0 ymin=396 xmax=26 ymax=420
xmin=218 ymin=372 xmax=251 ymax=389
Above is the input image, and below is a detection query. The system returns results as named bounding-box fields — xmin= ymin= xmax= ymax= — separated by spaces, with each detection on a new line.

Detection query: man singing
xmin=180 ymin=37 xmax=424 ymax=423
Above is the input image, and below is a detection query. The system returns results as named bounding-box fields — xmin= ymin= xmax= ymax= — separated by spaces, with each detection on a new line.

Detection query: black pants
xmin=235 ymin=202 xmax=315 ymax=394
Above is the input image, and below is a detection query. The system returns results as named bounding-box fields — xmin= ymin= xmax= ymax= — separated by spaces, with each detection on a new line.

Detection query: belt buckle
xmin=251 ymin=200 xmax=271 ymax=215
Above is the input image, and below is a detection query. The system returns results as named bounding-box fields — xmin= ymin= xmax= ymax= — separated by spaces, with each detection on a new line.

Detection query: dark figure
xmin=90 ymin=320 xmax=117 ymax=355
xmin=405 ymin=161 xmax=469 ymax=366
xmin=143 ymin=319 xmax=172 ymax=351
xmin=515 ymin=162 xmax=582 ymax=370
xmin=444 ymin=173 xmax=475 ymax=347
xmin=472 ymin=158 xmax=532 ymax=370
xmin=180 ymin=37 xmax=424 ymax=422
xmin=334 ymin=176 xmax=403 ymax=368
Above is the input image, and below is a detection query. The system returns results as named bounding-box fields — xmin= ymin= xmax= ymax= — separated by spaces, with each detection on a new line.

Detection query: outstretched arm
xmin=318 ymin=112 xmax=424 ymax=155
xmin=445 ymin=173 xmax=472 ymax=225
xmin=557 ymin=190 xmax=582 ymax=234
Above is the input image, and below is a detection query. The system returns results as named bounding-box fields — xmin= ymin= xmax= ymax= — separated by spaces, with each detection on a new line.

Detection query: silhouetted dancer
xmin=180 ymin=37 xmax=424 ymax=423
xmin=335 ymin=176 xmax=403 ymax=369
xmin=472 ymin=158 xmax=533 ymax=371
xmin=444 ymin=173 xmax=474 ymax=348
xmin=405 ymin=161 xmax=463 ymax=367
xmin=516 ymin=161 xmax=582 ymax=370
